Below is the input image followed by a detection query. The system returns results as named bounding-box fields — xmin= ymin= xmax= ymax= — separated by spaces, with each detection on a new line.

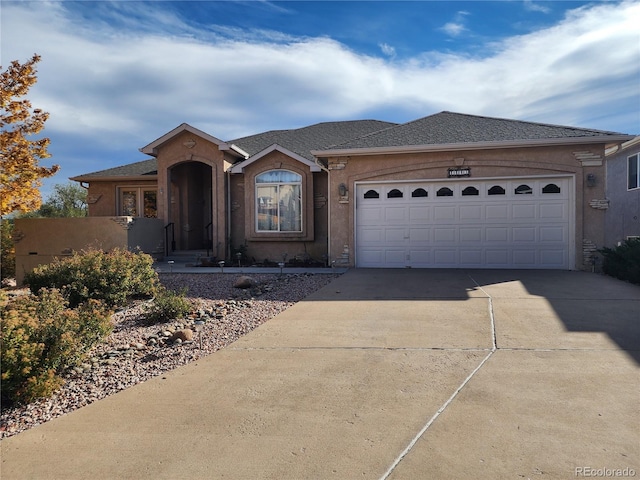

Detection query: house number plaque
xmin=448 ymin=167 xmax=471 ymax=177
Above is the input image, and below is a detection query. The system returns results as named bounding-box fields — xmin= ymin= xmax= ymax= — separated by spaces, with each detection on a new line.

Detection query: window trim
xmin=255 ymin=170 xmax=303 ymax=233
xmin=117 ymin=186 xmax=158 ymax=218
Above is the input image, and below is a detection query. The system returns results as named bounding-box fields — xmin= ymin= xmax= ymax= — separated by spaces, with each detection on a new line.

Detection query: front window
xmin=256 ymin=170 xmax=302 ymax=232
xmin=629 ymin=154 xmax=640 ymax=190
xmin=119 ymin=187 xmax=157 ymax=217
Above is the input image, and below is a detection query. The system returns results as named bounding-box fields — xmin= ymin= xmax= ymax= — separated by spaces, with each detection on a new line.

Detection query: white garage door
xmin=356 ymin=177 xmax=572 ymax=269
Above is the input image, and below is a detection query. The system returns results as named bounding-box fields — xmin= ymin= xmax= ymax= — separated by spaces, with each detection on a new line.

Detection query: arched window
xmin=462 ymin=186 xmax=479 ymax=196
xmin=437 ymin=187 xmax=454 ymax=197
xmin=542 ymin=183 xmax=561 ymax=194
xmin=411 ymin=188 xmax=428 ymax=198
xmin=387 ymin=188 xmax=403 ymax=198
xmin=488 ymin=185 xmax=505 ymax=195
xmin=364 ymin=189 xmax=380 ymax=199
xmin=515 ymin=184 xmax=533 ymax=195
xmin=256 ymin=170 xmax=302 ymax=232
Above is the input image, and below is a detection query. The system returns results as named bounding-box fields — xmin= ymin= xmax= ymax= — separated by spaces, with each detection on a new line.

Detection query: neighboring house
xmin=13 ymin=111 xmax=635 ymax=281
xmin=604 ymin=136 xmax=640 ymax=247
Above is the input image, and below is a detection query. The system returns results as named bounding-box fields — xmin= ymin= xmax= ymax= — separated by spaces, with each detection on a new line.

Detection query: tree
xmin=0 ymin=54 xmax=59 ymax=216
xmin=23 ymin=182 xmax=88 ymax=218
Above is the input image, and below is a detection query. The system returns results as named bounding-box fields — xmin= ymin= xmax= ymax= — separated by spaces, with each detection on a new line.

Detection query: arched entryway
xmin=168 ymin=161 xmax=213 ymax=251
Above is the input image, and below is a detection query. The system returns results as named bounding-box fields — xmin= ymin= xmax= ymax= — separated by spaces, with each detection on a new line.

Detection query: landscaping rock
xmin=233 ymin=276 xmax=257 ymax=289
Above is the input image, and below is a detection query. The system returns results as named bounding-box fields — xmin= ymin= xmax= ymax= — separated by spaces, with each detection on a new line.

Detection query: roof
xmin=230 ymin=120 xmax=397 ymax=162
xmin=70 ymin=158 xmax=157 ymax=181
xmin=316 ymin=111 xmax=633 ymax=155
xmin=72 ymin=112 xmax=634 ymax=181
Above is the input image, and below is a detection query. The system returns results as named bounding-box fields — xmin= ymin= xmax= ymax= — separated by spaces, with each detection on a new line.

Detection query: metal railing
xmin=164 ymin=222 xmax=175 ymax=257
xmin=205 ymin=222 xmax=213 ymax=257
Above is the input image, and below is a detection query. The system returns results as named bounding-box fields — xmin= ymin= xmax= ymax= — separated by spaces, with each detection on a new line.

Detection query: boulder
xmin=233 ymin=276 xmax=257 ymax=289
xmin=170 ymin=329 xmax=194 ymax=342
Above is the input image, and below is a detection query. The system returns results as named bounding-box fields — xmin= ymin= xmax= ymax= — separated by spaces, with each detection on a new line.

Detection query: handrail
xmin=205 ymin=222 xmax=213 ymax=257
xmin=164 ymin=222 xmax=175 ymax=257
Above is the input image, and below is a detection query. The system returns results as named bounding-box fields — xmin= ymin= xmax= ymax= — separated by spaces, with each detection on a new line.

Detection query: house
xmin=604 ymin=136 xmax=640 ymax=247
xmin=13 ymin=111 xmax=635 ymax=281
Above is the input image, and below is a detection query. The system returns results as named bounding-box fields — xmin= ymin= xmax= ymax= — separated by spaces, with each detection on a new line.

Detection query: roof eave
xmin=312 ymin=135 xmax=636 ymax=158
xmin=229 ymin=144 xmax=322 ymax=173
xmin=70 ymin=174 xmax=158 ymax=183
xmin=139 ymin=123 xmax=226 ymax=156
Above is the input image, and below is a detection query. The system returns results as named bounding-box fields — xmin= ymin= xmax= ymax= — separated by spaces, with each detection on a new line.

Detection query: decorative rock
xmin=170 ymin=329 xmax=194 ymax=342
xmin=233 ymin=276 xmax=257 ymax=289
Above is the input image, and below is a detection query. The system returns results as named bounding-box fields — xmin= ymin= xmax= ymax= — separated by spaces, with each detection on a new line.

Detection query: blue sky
xmin=2 ymin=1 xmax=639 ymax=200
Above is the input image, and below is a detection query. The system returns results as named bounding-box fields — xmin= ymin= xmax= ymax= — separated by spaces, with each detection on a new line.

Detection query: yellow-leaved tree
xmin=0 ymin=54 xmax=59 ymax=216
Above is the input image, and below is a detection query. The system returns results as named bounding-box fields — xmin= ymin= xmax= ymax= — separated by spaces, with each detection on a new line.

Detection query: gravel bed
xmin=0 ymin=272 xmax=339 ymax=439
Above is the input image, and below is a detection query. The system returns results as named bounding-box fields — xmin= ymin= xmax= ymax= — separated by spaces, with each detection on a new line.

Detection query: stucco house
xmin=14 ymin=111 xmax=635 ymax=281
xmin=604 ymin=136 xmax=640 ymax=247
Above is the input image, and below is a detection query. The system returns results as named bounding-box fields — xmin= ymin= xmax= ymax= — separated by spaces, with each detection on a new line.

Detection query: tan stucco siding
xmin=13 ymin=217 xmax=163 ymax=285
xmin=229 ymin=151 xmax=328 ymax=265
xmin=84 ymin=180 xmax=158 ymax=217
xmin=325 ymin=144 xmax=607 ymax=270
xmin=154 ymin=131 xmax=229 ymax=258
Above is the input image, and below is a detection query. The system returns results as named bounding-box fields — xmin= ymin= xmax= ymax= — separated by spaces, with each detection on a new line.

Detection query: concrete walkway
xmin=2 ymin=269 xmax=638 ymax=479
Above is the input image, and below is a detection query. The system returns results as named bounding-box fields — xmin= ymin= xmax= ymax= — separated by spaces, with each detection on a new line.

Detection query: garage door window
xmin=542 ymin=183 xmax=561 ymax=194
xmin=412 ymin=188 xmax=428 ymax=197
xmin=387 ymin=189 xmax=403 ymax=198
xmin=462 ymin=186 xmax=479 ymax=196
xmin=488 ymin=185 xmax=505 ymax=195
xmin=515 ymin=184 xmax=533 ymax=194
xmin=364 ymin=189 xmax=380 ymax=199
xmin=437 ymin=187 xmax=453 ymax=197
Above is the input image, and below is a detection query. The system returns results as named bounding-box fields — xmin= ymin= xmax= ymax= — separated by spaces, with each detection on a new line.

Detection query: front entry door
xmin=169 ymin=161 xmax=213 ymax=251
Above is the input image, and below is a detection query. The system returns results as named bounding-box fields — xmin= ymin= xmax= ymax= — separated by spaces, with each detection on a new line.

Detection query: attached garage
xmin=356 ymin=176 xmax=573 ymax=269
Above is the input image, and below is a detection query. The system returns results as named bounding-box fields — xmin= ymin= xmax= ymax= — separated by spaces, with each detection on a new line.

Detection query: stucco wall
xmin=228 ymin=150 xmax=328 ymax=265
xmin=324 ymin=144 xmax=607 ymax=269
xmin=155 ymin=131 xmax=232 ymax=260
xmin=14 ymin=217 xmax=164 ymax=285
xmin=605 ymin=145 xmax=640 ymax=246
xmin=85 ymin=180 xmax=157 ymax=216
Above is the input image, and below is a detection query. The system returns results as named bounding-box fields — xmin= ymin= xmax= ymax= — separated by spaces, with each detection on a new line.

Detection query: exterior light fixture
xmin=586 ymin=173 xmax=596 ymax=187
xmin=338 ymin=183 xmax=348 ymax=196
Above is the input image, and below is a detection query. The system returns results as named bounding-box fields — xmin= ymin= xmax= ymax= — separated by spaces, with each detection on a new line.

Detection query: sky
xmin=2 ymin=0 xmax=640 ymax=200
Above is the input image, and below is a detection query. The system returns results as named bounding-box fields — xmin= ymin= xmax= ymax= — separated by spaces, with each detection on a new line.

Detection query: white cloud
xmin=1 ymin=0 xmax=638 ymax=168
xmin=523 ymin=0 xmax=552 ymax=14
xmin=379 ymin=43 xmax=396 ymax=57
xmin=439 ymin=10 xmax=470 ymax=37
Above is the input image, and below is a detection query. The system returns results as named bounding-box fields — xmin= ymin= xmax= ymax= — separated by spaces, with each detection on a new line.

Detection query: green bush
xmin=1 ymin=288 xmax=112 ymax=405
xmin=24 ymin=247 xmax=159 ymax=308
xmin=143 ymin=286 xmax=191 ymax=324
xmin=600 ymin=238 xmax=640 ymax=285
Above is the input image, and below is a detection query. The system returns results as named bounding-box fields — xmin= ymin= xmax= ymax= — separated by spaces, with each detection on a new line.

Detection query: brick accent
xmin=588 ymin=199 xmax=609 ymax=210
xmin=110 ymin=217 xmax=135 ymax=230
xmin=328 ymin=159 xmax=348 ymax=170
xmin=583 ymin=239 xmax=598 ymax=266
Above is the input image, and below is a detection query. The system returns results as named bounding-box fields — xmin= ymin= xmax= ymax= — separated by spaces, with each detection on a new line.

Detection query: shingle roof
xmin=323 ymin=111 xmax=629 ymax=151
xmin=70 ymin=158 xmax=158 ymax=180
xmin=230 ymin=120 xmax=397 ymax=161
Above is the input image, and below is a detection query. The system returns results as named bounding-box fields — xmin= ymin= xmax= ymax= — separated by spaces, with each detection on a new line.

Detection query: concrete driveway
xmin=2 ymin=269 xmax=638 ymax=479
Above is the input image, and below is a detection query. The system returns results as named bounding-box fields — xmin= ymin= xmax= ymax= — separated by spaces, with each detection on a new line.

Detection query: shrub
xmin=24 ymin=247 xmax=159 ymax=308
xmin=1 ymin=288 xmax=112 ymax=405
xmin=143 ymin=286 xmax=191 ymax=325
xmin=600 ymin=238 xmax=640 ymax=285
